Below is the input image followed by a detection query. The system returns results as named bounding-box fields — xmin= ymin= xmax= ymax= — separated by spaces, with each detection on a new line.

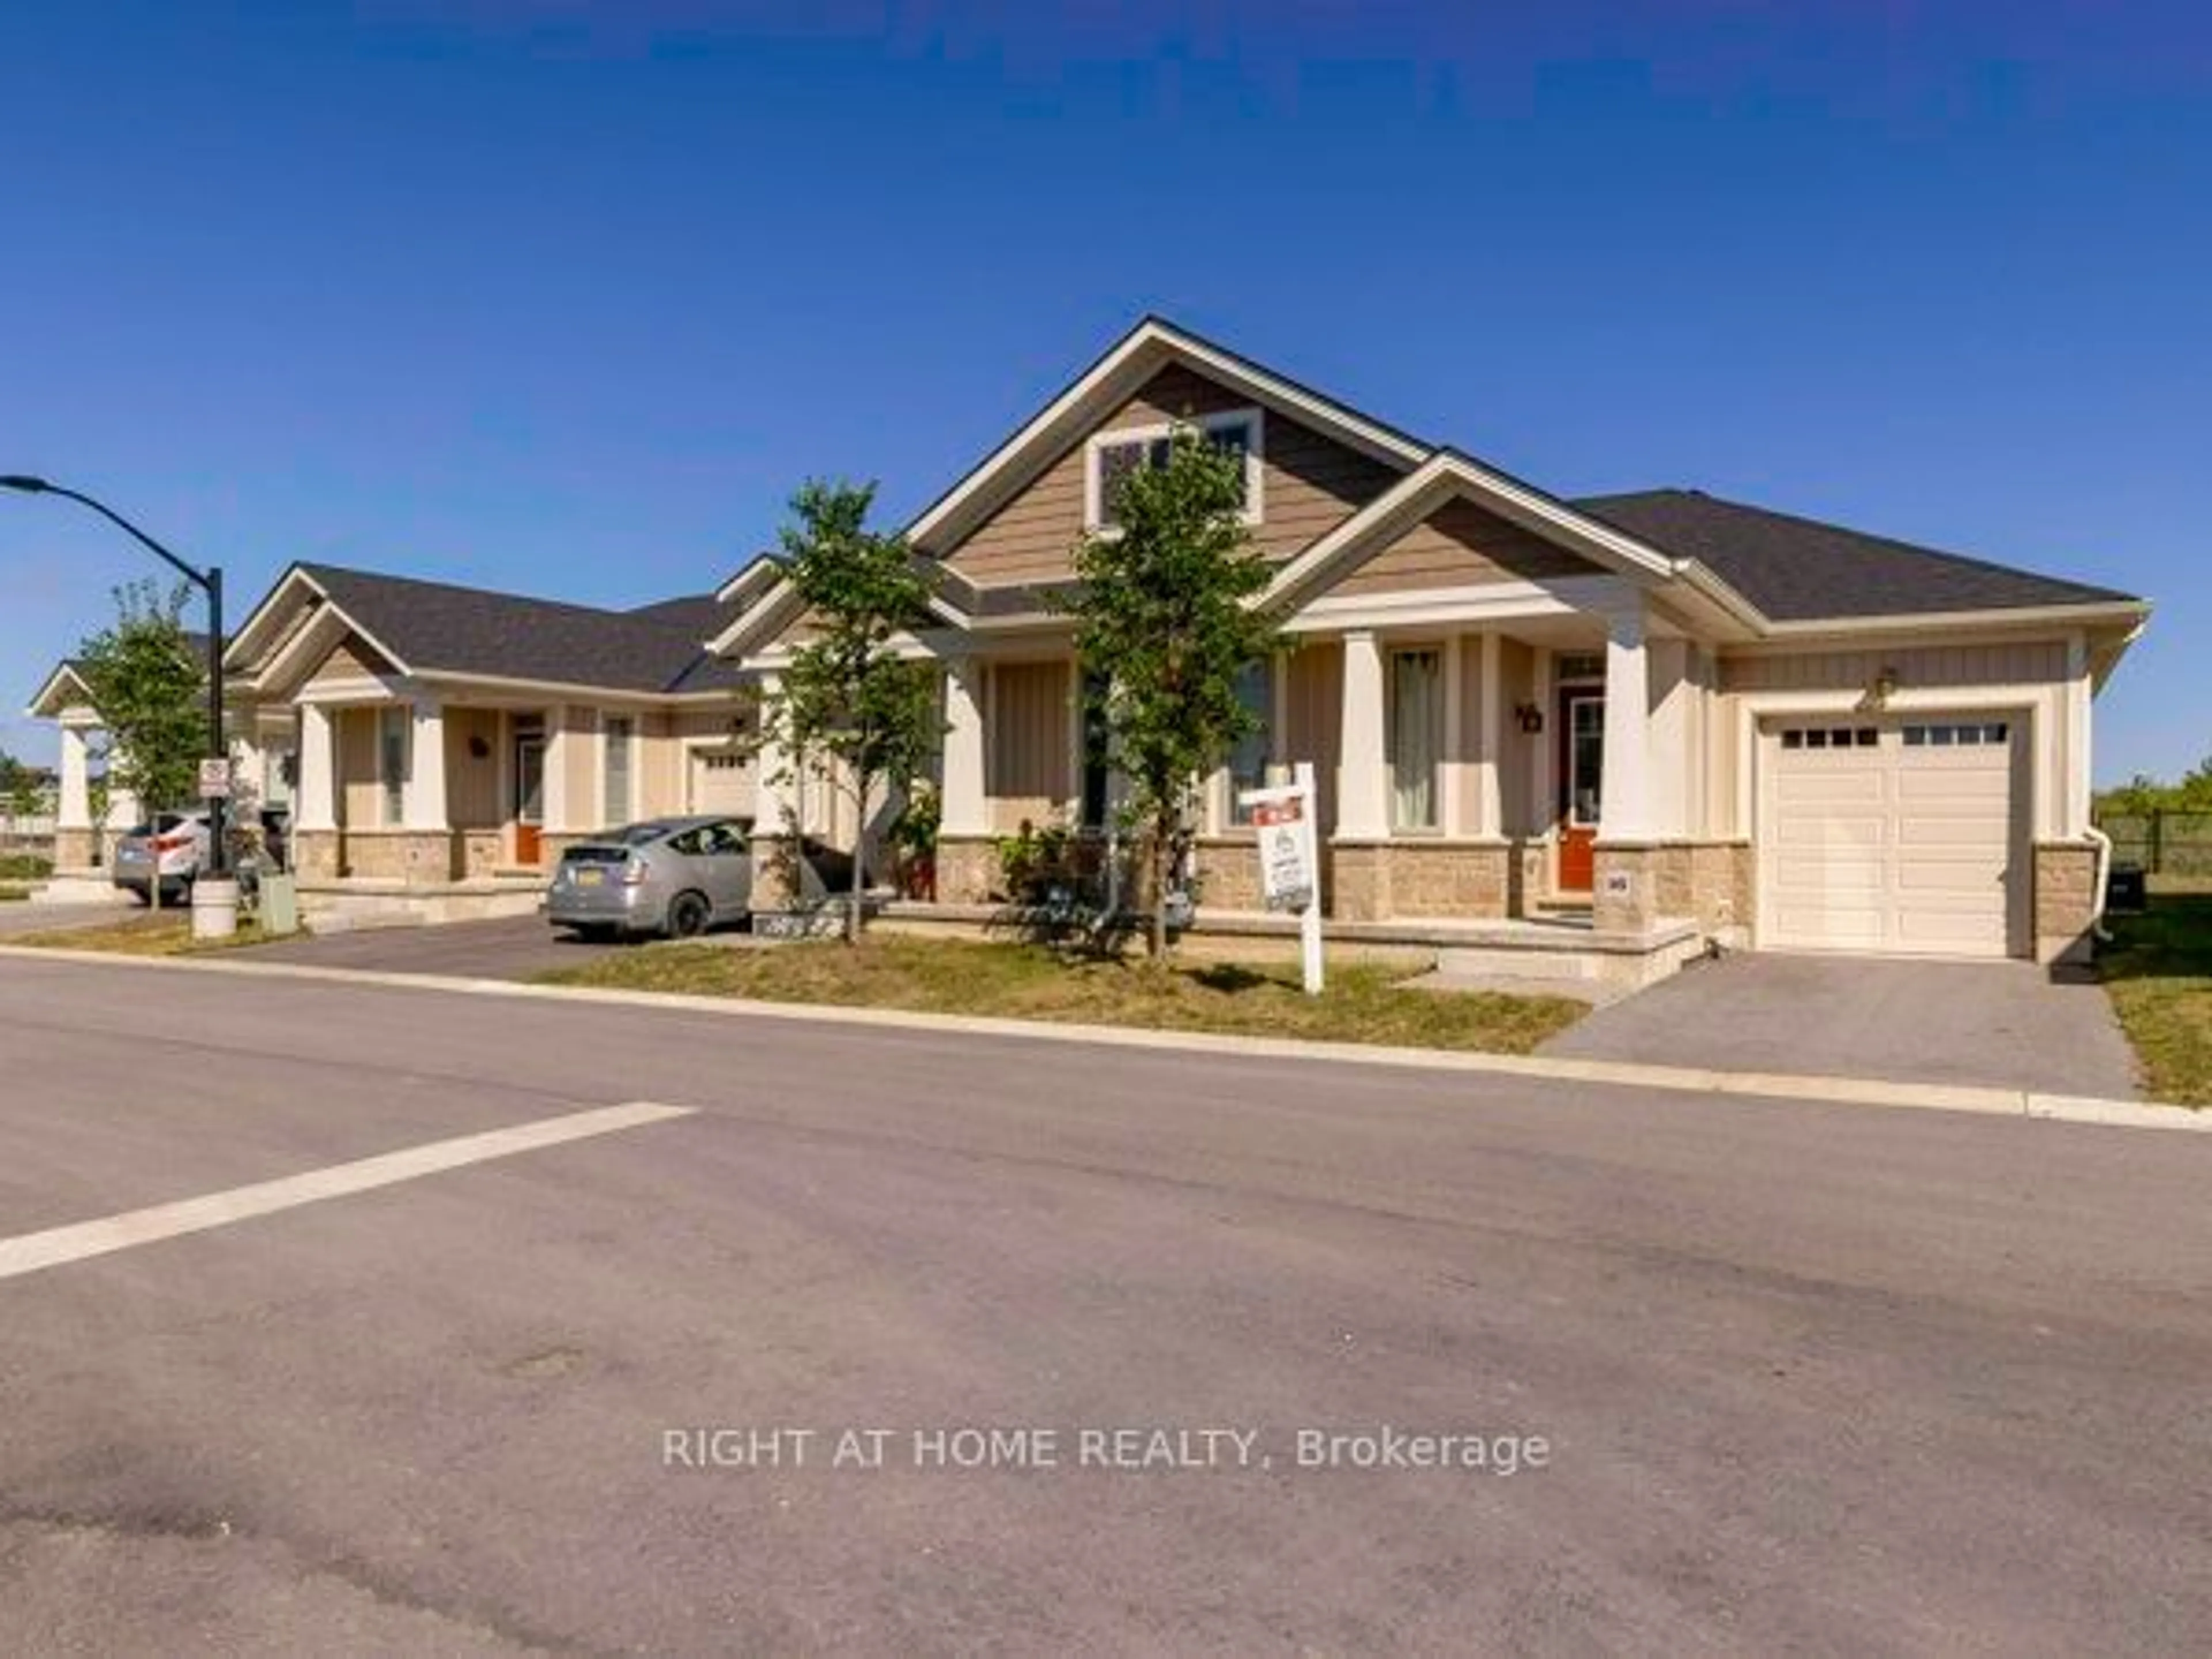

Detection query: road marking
xmin=0 ymin=1101 xmax=694 ymax=1282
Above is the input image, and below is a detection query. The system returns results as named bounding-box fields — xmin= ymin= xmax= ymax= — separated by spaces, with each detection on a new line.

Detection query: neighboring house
xmin=25 ymin=637 xmax=300 ymax=882
xmin=714 ymin=317 xmax=2148 ymax=975
xmin=211 ymin=565 xmax=756 ymax=922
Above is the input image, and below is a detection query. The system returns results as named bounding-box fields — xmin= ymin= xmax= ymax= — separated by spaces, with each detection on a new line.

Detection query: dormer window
xmin=1085 ymin=408 xmax=1264 ymax=532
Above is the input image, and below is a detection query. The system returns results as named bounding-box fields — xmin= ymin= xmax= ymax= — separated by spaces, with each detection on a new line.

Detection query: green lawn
xmin=538 ymin=934 xmax=1588 ymax=1056
xmin=3 ymin=914 xmax=284 ymax=956
xmin=2098 ymin=895 xmax=2212 ymax=1107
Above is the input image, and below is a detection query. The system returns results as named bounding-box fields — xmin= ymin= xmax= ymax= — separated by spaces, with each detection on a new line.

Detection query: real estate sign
xmin=1239 ymin=761 xmax=1323 ymax=995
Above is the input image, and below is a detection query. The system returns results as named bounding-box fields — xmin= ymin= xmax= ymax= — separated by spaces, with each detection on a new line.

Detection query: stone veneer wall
xmin=1318 ymin=841 xmax=1513 ymax=923
xmin=460 ymin=829 xmax=506 ymax=878
xmin=1592 ymin=841 xmax=1751 ymax=937
xmin=293 ymin=830 xmax=340 ymax=880
xmin=50 ymin=828 xmax=98 ymax=871
xmin=2033 ymin=841 xmax=2100 ymax=965
xmin=338 ymin=830 xmax=461 ymax=884
xmin=1191 ymin=838 xmax=1263 ymax=912
xmin=933 ymin=836 xmax=999 ymax=907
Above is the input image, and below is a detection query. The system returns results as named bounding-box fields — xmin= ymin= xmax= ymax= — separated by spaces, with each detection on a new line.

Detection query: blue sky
xmin=3 ymin=1 xmax=2205 ymax=781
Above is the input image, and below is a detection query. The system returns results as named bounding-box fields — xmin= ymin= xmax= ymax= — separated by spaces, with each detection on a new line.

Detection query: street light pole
xmin=1 ymin=475 xmax=229 ymax=876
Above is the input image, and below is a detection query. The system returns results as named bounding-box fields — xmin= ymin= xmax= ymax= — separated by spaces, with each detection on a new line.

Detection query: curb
xmin=0 ymin=942 xmax=2198 ymax=1136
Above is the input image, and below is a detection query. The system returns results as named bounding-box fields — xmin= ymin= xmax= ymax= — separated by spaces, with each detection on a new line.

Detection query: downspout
xmin=2085 ymin=823 xmax=2115 ymax=944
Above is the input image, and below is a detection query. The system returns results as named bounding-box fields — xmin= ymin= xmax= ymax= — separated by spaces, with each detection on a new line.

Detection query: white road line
xmin=0 ymin=1101 xmax=695 ymax=1282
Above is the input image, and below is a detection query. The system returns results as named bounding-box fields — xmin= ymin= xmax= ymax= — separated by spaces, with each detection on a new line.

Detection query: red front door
xmin=1556 ymin=690 xmax=1604 ymax=892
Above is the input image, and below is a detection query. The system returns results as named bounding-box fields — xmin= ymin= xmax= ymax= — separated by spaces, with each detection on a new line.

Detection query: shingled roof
xmin=1573 ymin=489 xmax=2137 ymax=623
xmin=296 ymin=564 xmax=736 ymax=695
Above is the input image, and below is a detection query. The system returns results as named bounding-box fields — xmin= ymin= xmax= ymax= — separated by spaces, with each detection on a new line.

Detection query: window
xmin=1780 ymin=726 xmax=1880 ymax=752
xmin=603 ymin=716 xmax=634 ymax=827
xmin=1226 ymin=660 xmax=1273 ymax=826
xmin=379 ymin=707 xmax=407 ymax=825
xmin=1903 ymin=722 xmax=2008 ymax=748
xmin=1086 ymin=410 xmax=1263 ymax=531
xmin=1389 ymin=649 xmax=1442 ymax=831
xmin=1567 ymin=695 xmax=1604 ymax=825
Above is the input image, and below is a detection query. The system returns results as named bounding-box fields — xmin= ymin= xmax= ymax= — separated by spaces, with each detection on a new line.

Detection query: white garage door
xmin=1762 ymin=717 xmax=2021 ymax=958
xmin=687 ymin=748 xmax=755 ymax=817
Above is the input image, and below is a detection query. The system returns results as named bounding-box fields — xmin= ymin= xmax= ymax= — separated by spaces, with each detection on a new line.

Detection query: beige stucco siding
xmin=945 ymin=363 xmax=1399 ymax=585
xmin=1333 ymin=499 xmax=1602 ymax=597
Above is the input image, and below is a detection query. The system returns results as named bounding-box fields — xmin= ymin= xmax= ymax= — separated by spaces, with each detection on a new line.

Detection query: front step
xmin=1435 ymin=944 xmax=1598 ymax=982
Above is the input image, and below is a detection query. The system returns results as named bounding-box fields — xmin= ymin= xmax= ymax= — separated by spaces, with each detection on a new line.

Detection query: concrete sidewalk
xmin=1542 ymin=950 xmax=2140 ymax=1099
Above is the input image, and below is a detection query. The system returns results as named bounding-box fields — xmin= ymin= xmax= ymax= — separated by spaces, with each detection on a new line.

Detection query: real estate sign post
xmin=1241 ymin=760 xmax=1323 ymax=995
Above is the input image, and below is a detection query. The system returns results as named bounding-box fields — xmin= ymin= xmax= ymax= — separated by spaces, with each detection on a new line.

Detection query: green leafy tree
xmin=0 ymin=751 xmax=39 ymax=823
xmin=75 ymin=581 xmax=207 ymax=896
xmin=1059 ymin=425 xmax=1281 ymax=958
xmin=763 ymin=480 xmax=945 ymax=943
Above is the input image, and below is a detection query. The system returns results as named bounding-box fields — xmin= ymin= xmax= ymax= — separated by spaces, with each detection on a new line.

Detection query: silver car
xmin=112 ymin=812 xmax=211 ymax=905
xmin=546 ymin=816 xmax=753 ymax=941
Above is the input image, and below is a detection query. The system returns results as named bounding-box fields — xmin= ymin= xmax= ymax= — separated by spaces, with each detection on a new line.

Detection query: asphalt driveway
xmin=1541 ymin=950 xmax=2139 ymax=1097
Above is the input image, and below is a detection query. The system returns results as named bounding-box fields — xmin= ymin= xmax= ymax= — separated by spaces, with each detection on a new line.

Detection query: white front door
xmin=1760 ymin=716 xmax=2022 ymax=958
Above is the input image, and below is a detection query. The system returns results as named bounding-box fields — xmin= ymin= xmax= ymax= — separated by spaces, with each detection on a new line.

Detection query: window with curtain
xmin=1227 ymin=660 xmax=1272 ymax=825
xmin=379 ymin=707 xmax=407 ymax=826
xmin=1389 ymin=650 xmax=1441 ymax=831
xmin=603 ymin=716 xmax=634 ymax=827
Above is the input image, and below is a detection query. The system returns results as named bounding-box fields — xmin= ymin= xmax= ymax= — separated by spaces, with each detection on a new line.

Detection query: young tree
xmin=75 ymin=581 xmax=206 ymax=904
xmin=764 ymin=480 xmax=945 ymax=944
xmin=1060 ymin=425 xmax=1282 ymax=959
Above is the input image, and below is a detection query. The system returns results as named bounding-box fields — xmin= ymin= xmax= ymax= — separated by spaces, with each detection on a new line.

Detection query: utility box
xmin=259 ymin=872 xmax=301 ymax=936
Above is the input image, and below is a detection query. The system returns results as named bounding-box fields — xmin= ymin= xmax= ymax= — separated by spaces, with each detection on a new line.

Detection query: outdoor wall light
xmin=1859 ymin=665 xmax=1902 ymax=711
xmin=1515 ymin=702 xmax=1546 ymax=734
xmin=468 ymin=733 xmax=491 ymax=759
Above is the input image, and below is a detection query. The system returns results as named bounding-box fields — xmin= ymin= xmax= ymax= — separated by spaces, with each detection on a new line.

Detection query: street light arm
xmin=29 ymin=483 xmax=212 ymax=593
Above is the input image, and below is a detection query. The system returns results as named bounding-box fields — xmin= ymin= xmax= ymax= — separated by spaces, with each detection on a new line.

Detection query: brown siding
xmin=445 ymin=708 xmax=503 ymax=830
xmin=945 ymin=364 xmax=1400 ymax=584
xmin=1718 ymin=639 xmax=2069 ymax=694
xmin=1281 ymin=641 xmax=1343 ymax=834
xmin=306 ymin=634 xmax=396 ymax=688
xmin=1332 ymin=499 xmax=1600 ymax=597
xmin=338 ymin=707 xmax=383 ymax=828
xmin=987 ymin=659 xmax=1073 ymax=812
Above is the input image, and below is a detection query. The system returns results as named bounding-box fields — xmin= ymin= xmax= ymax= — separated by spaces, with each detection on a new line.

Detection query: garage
xmin=686 ymin=747 xmax=755 ymax=817
xmin=1760 ymin=716 xmax=2023 ymax=958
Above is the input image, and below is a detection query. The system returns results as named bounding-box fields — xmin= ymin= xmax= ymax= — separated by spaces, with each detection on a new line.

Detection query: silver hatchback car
xmin=545 ymin=816 xmax=753 ymax=941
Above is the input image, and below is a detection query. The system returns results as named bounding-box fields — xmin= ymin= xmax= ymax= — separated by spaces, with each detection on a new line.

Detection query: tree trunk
xmin=846 ymin=786 xmax=866 ymax=946
xmin=1147 ymin=825 xmax=1167 ymax=960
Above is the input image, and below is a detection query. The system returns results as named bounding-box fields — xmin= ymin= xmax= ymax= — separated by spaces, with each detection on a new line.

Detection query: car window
xmin=664 ymin=828 xmax=707 ymax=856
xmin=702 ymin=823 xmax=745 ymax=856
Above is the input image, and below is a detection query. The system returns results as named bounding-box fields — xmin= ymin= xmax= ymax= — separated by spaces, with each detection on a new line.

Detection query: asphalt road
xmin=2 ymin=953 xmax=2208 ymax=1656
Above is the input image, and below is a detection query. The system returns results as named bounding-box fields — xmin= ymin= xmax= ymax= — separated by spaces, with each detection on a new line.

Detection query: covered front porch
xmin=920 ymin=587 xmax=1747 ymax=969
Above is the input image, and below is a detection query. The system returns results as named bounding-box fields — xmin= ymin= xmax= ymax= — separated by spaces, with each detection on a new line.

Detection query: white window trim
xmin=1387 ymin=645 xmax=1446 ymax=835
xmin=1083 ymin=407 xmax=1266 ymax=533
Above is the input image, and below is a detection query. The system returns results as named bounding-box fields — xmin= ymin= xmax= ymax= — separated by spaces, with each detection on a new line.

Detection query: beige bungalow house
xmin=210 ymin=566 xmax=759 ymax=924
xmin=712 ymin=317 xmax=2148 ymax=978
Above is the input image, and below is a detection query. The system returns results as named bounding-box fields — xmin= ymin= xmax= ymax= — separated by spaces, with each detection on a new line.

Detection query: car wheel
xmin=666 ymin=891 xmax=710 ymax=940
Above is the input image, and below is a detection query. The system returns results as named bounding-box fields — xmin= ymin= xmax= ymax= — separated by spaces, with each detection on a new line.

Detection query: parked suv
xmin=112 ymin=813 xmax=211 ymax=906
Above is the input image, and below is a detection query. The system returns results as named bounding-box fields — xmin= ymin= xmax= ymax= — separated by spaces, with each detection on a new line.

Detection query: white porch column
xmin=403 ymin=698 xmax=448 ymax=829
xmin=1599 ymin=604 xmax=1654 ymax=842
xmin=543 ymin=707 xmax=572 ymax=833
xmin=1645 ymin=637 xmax=1693 ymax=840
xmin=752 ymin=675 xmax=794 ymax=835
xmin=1337 ymin=628 xmax=1390 ymax=839
xmin=1478 ymin=631 xmax=1505 ymax=838
xmin=1442 ymin=635 xmax=1465 ymax=835
xmin=57 ymin=724 xmax=92 ymax=830
xmin=294 ymin=704 xmax=337 ymax=832
xmin=940 ymin=659 xmax=988 ymax=838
